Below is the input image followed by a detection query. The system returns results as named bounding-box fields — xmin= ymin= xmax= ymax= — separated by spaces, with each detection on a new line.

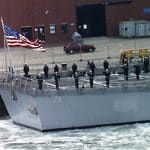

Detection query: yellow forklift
xmin=120 ymin=48 xmax=149 ymax=64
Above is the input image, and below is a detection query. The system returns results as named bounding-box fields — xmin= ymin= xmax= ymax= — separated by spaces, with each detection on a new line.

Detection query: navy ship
xmin=1 ymin=67 xmax=150 ymax=131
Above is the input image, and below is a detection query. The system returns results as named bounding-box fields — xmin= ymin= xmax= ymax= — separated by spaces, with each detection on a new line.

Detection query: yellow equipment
xmin=120 ymin=50 xmax=134 ymax=63
xmin=139 ymin=49 xmax=149 ymax=57
xmin=120 ymin=48 xmax=150 ymax=64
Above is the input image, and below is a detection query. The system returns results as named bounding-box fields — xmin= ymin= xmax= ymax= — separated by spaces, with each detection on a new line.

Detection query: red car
xmin=63 ymin=42 xmax=96 ymax=54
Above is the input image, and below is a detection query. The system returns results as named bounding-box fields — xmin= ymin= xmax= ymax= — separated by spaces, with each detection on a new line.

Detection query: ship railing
xmin=0 ymin=72 xmax=13 ymax=89
xmin=0 ymin=73 xmax=36 ymax=93
xmin=0 ymin=82 xmax=11 ymax=89
xmin=13 ymin=75 xmax=150 ymax=89
xmin=43 ymin=77 xmax=150 ymax=91
xmin=1 ymin=74 xmax=150 ymax=96
xmin=109 ymin=76 xmax=150 ymax=89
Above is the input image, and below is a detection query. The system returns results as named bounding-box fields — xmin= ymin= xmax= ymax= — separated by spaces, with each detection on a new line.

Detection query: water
xmin=0 ymin=119 xmax=150 ymax=150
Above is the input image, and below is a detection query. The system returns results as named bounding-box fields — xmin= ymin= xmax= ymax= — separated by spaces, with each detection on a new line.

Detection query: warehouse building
xmin=0 ymin=0 xmax=150 ymax=47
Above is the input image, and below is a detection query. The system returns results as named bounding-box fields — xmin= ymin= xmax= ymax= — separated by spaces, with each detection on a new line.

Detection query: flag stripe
xmin=3 ymin=24 xmax=46 ymax=52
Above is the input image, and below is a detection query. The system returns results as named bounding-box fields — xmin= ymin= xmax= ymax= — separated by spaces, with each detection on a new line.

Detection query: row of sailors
xmin=23 ymin=60 xmax=104 ymax=79
xmin=23 ymin=60 xmax=145 ymax=90
xmin=123 ymin=56 xmax=149 ymax=73
xmin=23 ymin=58 xmax=148 ymax=80
xmin=36 ymin=70 xmax=109 ymax=91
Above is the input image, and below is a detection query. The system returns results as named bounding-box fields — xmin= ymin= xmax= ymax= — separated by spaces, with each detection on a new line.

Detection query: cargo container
xmin=135 ymin=20 xmax=149 ymax=37
xmin=119 ymin=20 xmax=150 ymax=38
xmin=119 ymin=21 xmax=136 ymax=37
xmin=145 ymin=22 xmax=150 ymax=36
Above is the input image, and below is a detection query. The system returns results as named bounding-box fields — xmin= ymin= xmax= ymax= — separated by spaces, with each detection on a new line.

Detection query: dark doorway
xmin=76 ymin=4 xmax=106 ymax=37
xmin=21 ymin=27 xmax=32 ymax=40
xmin=37 ymin=25 xmax=45 ymax=41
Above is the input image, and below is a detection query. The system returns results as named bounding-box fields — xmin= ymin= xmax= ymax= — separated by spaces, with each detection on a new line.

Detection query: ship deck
xmin=1 ymin=72 xmax=150 ymax=96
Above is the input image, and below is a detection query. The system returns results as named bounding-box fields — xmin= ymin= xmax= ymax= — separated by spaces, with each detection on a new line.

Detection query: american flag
xmin=3 ymin=24 xmax=46 ymax=52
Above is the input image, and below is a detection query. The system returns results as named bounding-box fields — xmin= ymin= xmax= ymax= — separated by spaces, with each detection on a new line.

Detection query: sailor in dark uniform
xmin=144 ymin=56 xmax=149 ymax=73
xmin=134 ymin=62 xmax=140 ymax=80
xmin=86 ymin=60 xmax=90 ymax=70
xmin=122 ymin=56 xmax=128 ymax=66
xmin=72 ymin=63 xmax=78 ymax=76
xmin=85 ymin=60 xmax=91 ymax=75
xmin=88 ymin=70 xmax=94 ymax=88
xmin=74 ymin=72 xmax=79 ymax=89
xmin=43 ymin=63 xmax=49 ymax=79
xmin=103 ymin=59 xmax=109 ymax=71
xmin=23 ymin=63 xmax=29 ymax=77
xmin=103 ymin=69 xmax=110 ymax=88
xmin=54 ymin=72 xmax=60 ymax=90
xmin=36 ymin=73 xmax=43 ymax=90
xmin=54 ymin=64 xmax=59 ymax=73
xmin=123 ymin=63 xmax=129 ymax=81
xmin=90 ymin=61 xmax=96 ymax=77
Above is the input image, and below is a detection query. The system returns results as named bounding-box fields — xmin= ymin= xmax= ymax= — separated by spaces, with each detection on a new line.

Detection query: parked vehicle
xmin=63 ymin=42 xmax=96 ymax=54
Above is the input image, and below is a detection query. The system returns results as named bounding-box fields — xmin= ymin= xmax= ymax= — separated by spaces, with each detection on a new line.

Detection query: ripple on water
xmin=1 ymin=120 xmax=150 ymax=149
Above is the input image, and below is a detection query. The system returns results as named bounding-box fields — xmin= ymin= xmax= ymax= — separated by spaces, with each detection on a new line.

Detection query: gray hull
xmin=1 ymin=84 xmax=150 ymax=131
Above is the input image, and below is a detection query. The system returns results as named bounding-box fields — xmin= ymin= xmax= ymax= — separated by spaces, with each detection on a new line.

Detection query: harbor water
xmin=1 ymin=119 xmax=150 ymax=150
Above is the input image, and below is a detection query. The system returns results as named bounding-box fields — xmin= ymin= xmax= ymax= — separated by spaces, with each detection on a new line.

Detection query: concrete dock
xmin=0 ymin=36 xmax=150 ymax=74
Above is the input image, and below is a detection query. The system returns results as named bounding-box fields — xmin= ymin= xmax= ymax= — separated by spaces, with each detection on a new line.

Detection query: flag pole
xmin=23 ymin=48 xmax=26 ymax=64
xmin=0 ymin=17 xmax=8 ymax=73
xmin=7 ymin=45 xmax=13 ymax=73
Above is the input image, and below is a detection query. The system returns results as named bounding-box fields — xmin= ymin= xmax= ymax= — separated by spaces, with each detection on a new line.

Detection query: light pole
xmin=51 ymin=47 xmax=55 ymax=64
xmin=119 ymin=44 xmax=123 ymax=52
xmin=79 ymin=39 xmax=83 ymax=61
xmin=106 ymin=44 xmax=110 ymax=59
xmin=23 ymin=48 xmax=26 ymax=64
xmin=133 ymin=39 xmax=136 ymax=50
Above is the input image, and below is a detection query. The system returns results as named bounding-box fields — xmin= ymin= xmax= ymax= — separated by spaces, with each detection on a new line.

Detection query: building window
xmin=143 ymin=8 xmax=150 ymax=14
xmin=20 ymin=26 xmax=32 ymax=40
xmin=49 ymin=24 xmax=56 ymax=34
xmin=37 ymin=25 xmax=45 ymax=41
xmin=61 ymin=23 xmax=68 ymax=33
